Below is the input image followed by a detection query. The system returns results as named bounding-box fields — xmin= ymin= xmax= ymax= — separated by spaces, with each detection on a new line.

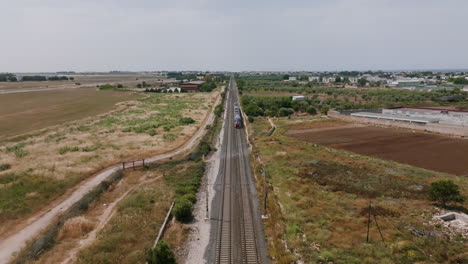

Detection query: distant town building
xmin=180 ymin=81 xmax=205 ymax=92
xmin=288 ymin=76 xmax=297 ymax=81
xmin=308 ymin=76 xmax=320 ymax=82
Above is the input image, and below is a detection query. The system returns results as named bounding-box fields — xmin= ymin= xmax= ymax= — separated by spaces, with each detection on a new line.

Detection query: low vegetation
xmin=250 ymin=117 xmax=467 ymax=263
xmin=0 ymin=163 xmax=11 ymax=171
xmin=0 ymin=91 xmax=218 ymax=225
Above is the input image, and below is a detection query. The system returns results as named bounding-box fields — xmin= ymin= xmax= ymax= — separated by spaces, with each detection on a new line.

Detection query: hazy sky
xmin=1 ymin=0 xmax=468 ymax=72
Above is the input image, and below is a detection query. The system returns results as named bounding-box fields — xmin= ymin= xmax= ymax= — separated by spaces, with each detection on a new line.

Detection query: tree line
xmin=0 ymin=74 xmax=73 ymax=82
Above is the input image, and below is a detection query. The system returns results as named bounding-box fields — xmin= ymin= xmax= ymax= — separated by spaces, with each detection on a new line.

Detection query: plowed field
xmin=287 ymin=124 xmax=468 ymax=176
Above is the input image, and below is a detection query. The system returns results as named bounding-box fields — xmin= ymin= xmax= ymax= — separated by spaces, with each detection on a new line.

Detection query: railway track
xmin=214 ymin=77 xmax=262 ymax=264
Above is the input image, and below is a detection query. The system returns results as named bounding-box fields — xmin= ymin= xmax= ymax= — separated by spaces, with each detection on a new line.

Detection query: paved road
xmin=206 ymin=76 xmax=269 ymax=263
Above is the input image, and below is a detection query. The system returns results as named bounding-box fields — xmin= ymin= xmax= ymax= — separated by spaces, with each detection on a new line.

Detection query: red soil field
xmin=287 ymin=124 xmax=468 ymax=176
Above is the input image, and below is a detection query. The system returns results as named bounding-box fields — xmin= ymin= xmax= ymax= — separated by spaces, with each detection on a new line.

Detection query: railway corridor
xmin=208 ymin=77 xmax=269 ymax=264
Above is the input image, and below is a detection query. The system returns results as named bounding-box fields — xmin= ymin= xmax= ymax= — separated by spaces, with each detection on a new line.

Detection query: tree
xmin=282 ymin=74 xmax=290 ymax=80
xmin=357 ymin=78 xmax=368 ymax=87
xmin=147 ymin=240 xmax=176 ymax=264
xmin=321 ymin=106 xmax=329 ymax=115
xmin=428 ymin=180 xmax=465 ymax=207
xmin=279 ymin=108 xmax=294 ymax=117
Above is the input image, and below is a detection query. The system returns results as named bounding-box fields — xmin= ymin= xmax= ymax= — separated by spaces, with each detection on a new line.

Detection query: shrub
xmin=279 ymin=107 xmax=295 ymax=117
xmin=179 ymin=117 xmax=196 ymax=125
xmin=214 ymin=104 xmax=223 ymax=117
xmin=0 ymin=163 xmax=11 ymax=171
xmin=146 ymin=240 xmax=176 ymax=264
xmin=148 ymin=129 xmax=157 ymax=136
xmin=248 ymin=116 xmax=254 ymax=123
xmin=428 ymin=180 xmax=465 ymax=206
xmin=321 ymin=106 xmax=329 ymax=115
xmin=173 ymin=198 xmax=193 ymax=222
xmin=121 ymin=127 xmax=132 ymax=132
xmin=306 ymin=106 xmax=317 ymax=115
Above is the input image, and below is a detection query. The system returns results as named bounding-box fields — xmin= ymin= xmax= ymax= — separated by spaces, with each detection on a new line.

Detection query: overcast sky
xmin=1 ymin=0 xmax=468 ymax=72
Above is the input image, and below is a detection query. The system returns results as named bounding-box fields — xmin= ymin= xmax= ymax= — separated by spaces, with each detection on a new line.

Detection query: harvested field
xmin=0 ymin=87 xmax=142 ymax=139
xmin=0 ymin=73 xmax=163 ymax=92
xmin=287 ymin=122 xmax=468 ymax=176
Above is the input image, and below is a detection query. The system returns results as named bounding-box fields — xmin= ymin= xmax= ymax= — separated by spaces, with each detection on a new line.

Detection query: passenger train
xmin=234 ymin=103 xmax=243 ymax=128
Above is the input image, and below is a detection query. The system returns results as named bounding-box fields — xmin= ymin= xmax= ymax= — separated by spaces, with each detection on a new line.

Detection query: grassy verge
xmin=251 ymin=117 xmax=468 ymax=264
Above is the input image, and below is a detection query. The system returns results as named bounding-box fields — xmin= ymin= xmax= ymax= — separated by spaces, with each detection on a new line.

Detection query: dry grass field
xmin=29 ymin=159 xmax=200 ymax=264
xmin=250 ymin=116 xmax=468 ymax=264
xmin=0 ymin=87 xmax=142 ymax=138
xmin=0 ymin=90 xmax=218 ymax=235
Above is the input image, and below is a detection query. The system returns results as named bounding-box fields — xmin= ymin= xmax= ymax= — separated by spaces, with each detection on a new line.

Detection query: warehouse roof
xmin=351 ymin=112 xmax=439 ymax=124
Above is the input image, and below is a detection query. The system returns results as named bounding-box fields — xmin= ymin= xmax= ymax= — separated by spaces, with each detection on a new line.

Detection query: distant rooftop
xmin=183 ymin=81 xmax=205 ymax=85
xmin=351 ymin=112 xmax=439 ymax=124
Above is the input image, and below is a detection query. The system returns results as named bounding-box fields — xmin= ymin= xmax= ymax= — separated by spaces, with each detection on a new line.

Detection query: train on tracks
xmin=234 ymin=103 xmax=243 ymax=128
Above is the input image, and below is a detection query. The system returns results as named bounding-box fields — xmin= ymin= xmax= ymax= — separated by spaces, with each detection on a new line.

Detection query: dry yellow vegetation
xmin=0 ymin=90 xmax=218 ymax=234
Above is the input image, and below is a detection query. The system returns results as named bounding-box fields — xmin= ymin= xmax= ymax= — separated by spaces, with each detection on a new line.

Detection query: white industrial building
xmin=351 ymin=107 xmax=468 ymax=127
xmin=292 ymin=95 xmax=305 ymax=101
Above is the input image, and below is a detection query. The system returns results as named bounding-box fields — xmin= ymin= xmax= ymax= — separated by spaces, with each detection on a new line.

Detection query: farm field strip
xmin=287 ymin=122 xmax=468 ymax=176
xmin=0 ymin=87 xmax=143 ymax=138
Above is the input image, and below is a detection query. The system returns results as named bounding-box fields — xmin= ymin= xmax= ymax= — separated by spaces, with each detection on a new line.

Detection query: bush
xmin=321 ymin=106 xmax=329 ymax=115
xmin=179 ymin=117 xmax=196 ymax=125
xmin=146 ymin=240 xmax=176 ymax=264
xmin=248 ymin=116 xmax=254 ymax=123
xmin=173 ymin=198 xmax=193 ymax=222
xmin=98 ymin=84 xmax=115 ymax=90
xmin=148 ymin=129 xmax=157 ymax=136
xmin=0 ymin=163 xmax=11 ymax=171
xmin=428 ymin=180 xmax=465 ymax=206
xmin=306 ymin=106 xmax=317 ymax=115
xmin=214 ymin=104 xmax=223 ymax=117
xmin=279 ymin=108 xmax=295 ymax=117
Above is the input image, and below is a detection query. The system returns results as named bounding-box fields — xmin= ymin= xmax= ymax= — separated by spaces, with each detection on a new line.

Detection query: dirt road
xmin=0 ymin=88 xmax=223 ymax=264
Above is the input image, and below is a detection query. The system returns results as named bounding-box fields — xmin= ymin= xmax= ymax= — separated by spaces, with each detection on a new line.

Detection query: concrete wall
xmin=329 ymin=111 xmax=468 ymax=137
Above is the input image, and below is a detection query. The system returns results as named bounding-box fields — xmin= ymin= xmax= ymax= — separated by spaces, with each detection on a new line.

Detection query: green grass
xmin=58 ymin=146 xmax=80 ymax=155
xmin=6 ymin=143 xmax=30 ymax=158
